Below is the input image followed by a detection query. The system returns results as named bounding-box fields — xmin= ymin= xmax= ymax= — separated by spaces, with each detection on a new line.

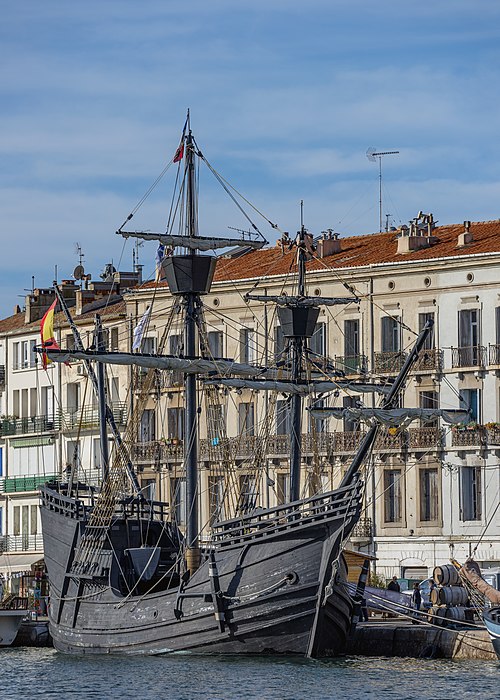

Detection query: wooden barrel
xmin=438 ymin=586 xmax=468 ymax=606
xmin=430 ymin=587 xmax=440 ymax=605
xmin=433 ymin=564 xmax=460 ymax=586
xmin=445 ymin=606 xmax=467 ymax=622
xmin=430 ymin=606 xmax=447 ymax=626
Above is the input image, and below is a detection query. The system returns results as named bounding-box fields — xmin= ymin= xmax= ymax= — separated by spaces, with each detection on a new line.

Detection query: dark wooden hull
xmin=40 ymin=482 xmax=360 ymax=657
xmin=483 ymin=608 xmax=500 ymax=659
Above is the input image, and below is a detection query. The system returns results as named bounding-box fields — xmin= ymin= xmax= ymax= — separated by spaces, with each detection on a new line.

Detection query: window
xmin=207 ymin=330 xmax=223 ymax=358
xmin=169 ymin=334 xmax=183 ymax=385
xmin=0 ymin=506 xmax=3 ymax=536
xmin=418 ymin=312 xmax=435 ymax=350
xmin=13 ymin=506 xmax=20 ymax=536
xmin=239 ymin=474 xmax=258 ymax=513
xmin=110 ymin=327 xmax=119 ymax=351
xmin=458 ymin=309 xmax=480 ymax=365
xmin=275 ymin=325 xmax=286 ymax=359
xmin=65 ymin=334 xmax=75 ymax=351
xmin=344 ymin=319 xmax=359 ymax=356
xmin=460 ymin=466 xmax=482 ymax=521
xmin=13 ymin=342 xmax=19 ymax=370
xmin=167 ymin=407 xmax=185 ymax=440
xmin=29 ymin=340 xmax=37 ymax=368
xmin=30 ymin=387 xmax=37 ymax=418
xmin=30 ymin=505 xmax=38 ymax=535
xmin=171 ymin=477 xmax=186 ymax=526
xmin=459 ymin=388 xmax=480 ymax=424
xmin=343 ymin=396 xmax=359 ymax=433
xmin=21 ymin=341 xmax=29 ymax=369
xmin=142 ymin=336 xmax=156 ymax=354
xmin=207 ymin=404 xmax=224 ymax=442
xmin=110 ymin=376 xmax=120 ymax=404
xmin=67 ymin=383 xmax=80 ymax=414
xmin=419 ymin=468 xmax=439 ymax=522
xmin=0 ymin=447 xmax=2 ymax=477
xmin=381 ymin=316 xmax=400 ymax=352
xmin=419 ymin=390 xmax=438 ymax=427
xmin=66 ymin=441 xmax=81 ymax=469
xmin=13 ymin=390 xmax=20 ymax=418
xmin=140 ymin=409 xmax=156 ymax=442
xmin=310 ymin=322 xmax=326 ymax=357
xmin=383 ymin=469 xmax=402 ymax=523
xmin=209 ymin=475 xmax=226 ymax=524
xmin=309 ymin=398 xmax=325 ymax=433
xmin=41 ymin=386 xmax=54 ymax=418
xmin=276 ymin=473 xmax=289 ymax=505
xmin=276 ymin=400 xmax=290 ymax=435
xmin=142 ymin=478 xmax=156 ymax=501
xmin=239 ymin=328 xmax=256 ymax=364
xmin=238 ymin=402 xmax=255 ymax=436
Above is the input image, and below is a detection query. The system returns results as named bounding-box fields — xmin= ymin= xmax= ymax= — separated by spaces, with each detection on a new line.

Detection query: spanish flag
xmin=40 ymin=299 xmax=60 ymax=369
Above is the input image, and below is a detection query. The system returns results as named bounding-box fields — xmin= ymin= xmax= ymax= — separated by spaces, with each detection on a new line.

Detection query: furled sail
xmin=42 ymin=349 xmax=273 ymax=378
xmin=204 ymin=378 xmax=390 ymax=395
xmin=245 ymin=294 xmax=357 ymax=307
xmin=118 ymin=231 xmax=266 ymax=251
xmin=308 ymin=406 xmax=470 ymax=426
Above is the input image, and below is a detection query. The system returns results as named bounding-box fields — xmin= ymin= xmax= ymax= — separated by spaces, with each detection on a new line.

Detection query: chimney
xmin=317 ymin=230 xmax=341 ymax=258
xmin=457 ymin=221 xmax=473 ymax=247
xmin=397 ymin=212 xmax=439 ymax=254
xmin=24 ymin=288 xmax=56 ymax=324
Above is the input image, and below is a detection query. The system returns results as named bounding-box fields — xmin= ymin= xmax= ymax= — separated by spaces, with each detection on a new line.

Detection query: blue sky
xmin=1 ymin=1 xmax=500 ymax=318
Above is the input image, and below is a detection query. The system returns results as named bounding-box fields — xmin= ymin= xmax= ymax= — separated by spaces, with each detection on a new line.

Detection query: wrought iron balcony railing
xmin=0 ymin=534 xmax=44 ymax=553
xmin=0 ymin=473 xmax=58 ymax=493
xmin=451 ymin=426 xmax=487 ymax=447
xmin=0 ymin=414 xmax=58 ymax=437
xmin=407 ymin=427 xmax=445 ymax=450
xmin=131 ymin=439 xmax=184 ymax=462
xmin=412 ymin=348 xmax=444 ymax=373
xmin=0 ymin=403 xmax=128 ymax=437
xmin=489 ymin=344 xmax=500 ymax=366
xmin=373 ymin=351 xmax=407 ymax=374
xmin=335 ymin=355 xmax=368 ymax=375
xmin=451 ymin=345 xmax=487 ymax=369
xmin=351 ymin=517 xmax=372 ymax=539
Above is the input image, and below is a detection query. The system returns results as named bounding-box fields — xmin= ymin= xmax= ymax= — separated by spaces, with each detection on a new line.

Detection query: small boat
xmin=38 ymin=114 xmax=447 ymax=657
xmin=0 ymin=597 xmax=28 ymax=647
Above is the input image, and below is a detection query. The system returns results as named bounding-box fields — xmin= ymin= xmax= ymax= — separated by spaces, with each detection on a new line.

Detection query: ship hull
xmin=40 ymin=483 xmax=359 ymax=657
xmin=483 ymin=608 xmax=500 ymax=659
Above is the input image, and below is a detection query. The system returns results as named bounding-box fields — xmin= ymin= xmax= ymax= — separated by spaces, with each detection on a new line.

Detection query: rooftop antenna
xmin=366 ymin=148 xmax=399 ymax=232
xmin=132 ymin=239 xmax=144 ymax=271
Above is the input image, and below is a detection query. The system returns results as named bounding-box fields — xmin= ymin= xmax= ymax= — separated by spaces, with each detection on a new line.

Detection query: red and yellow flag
xmin=40 ymin=299 xmax=60 ymax=369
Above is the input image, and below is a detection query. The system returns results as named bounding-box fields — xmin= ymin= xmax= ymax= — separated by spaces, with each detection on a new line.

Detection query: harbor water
xmin=1 ymin=648 xmax=499 ymax=700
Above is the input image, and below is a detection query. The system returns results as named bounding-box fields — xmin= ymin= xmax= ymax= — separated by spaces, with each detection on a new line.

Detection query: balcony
xmin=58 ymin=401 xmax=128 ymax=431
xmin=0 ymin=534 xmax=44 ymax=553
xmin=374 ymin=429 xmax=405 ymax=451
xmin=0 ymin=473 xmax=58 ymax=493
xmin=486 ymin=425 xmax=500 ymax=445
xmin=451 ymin=345 xmax=487 ymax=369
xmin=133 ymin=368 xmax=182 ymax=392
xmin=489 ymin=344 xmax=500 ymax=366
xmin=0 ymin=414 xmax=58 ymax=438
xmin=334 ymin=431 xmax=366 ymax=453
xmin=350 ymin=517 xmax=372 ymax=541
xmin=408 ymin=427 xmax=444 ymax=450
xmin=451 ymin=426 xmax=486 ymax=447
xmin=373 ymin=351 xmax=407 ymax=374
xmin=335 ymin=355 xmax=368 ymax=376
xmin=131 ymin=439 xmax=183 ymax=463
xmin=413 ymin=348 xmax=444 ymax=373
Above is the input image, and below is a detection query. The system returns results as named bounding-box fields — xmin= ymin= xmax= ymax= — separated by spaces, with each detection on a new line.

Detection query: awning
xmin=0 ymin=553 xmax=43 ymax=575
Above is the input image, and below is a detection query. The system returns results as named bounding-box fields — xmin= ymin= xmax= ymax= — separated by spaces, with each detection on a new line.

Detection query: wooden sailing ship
xmin=38 ymin=115 xmax=439 ymax=656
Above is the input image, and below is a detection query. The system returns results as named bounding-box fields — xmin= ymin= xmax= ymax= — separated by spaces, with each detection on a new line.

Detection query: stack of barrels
xmin=429 ymin=563 xmax=473 ymax=626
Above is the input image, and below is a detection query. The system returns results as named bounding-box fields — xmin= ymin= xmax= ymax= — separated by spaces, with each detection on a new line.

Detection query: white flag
xmin=132 ymin=306 xmax=151 ymax=351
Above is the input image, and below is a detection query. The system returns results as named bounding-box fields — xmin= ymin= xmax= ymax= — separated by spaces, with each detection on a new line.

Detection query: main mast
xmin=162 ymin=116 xmax=216 ymax=571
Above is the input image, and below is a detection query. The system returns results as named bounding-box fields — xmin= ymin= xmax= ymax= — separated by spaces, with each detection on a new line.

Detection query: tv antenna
xmin=366 ymin=148 xmax=399 ymax=232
